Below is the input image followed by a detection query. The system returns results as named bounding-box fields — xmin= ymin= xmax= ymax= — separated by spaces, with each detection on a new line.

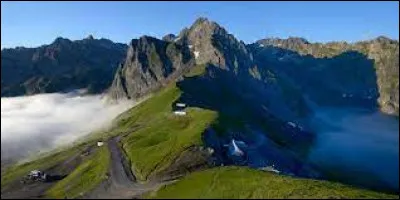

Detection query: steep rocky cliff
xmin=108 ymin=18 xmax=310 ymax=122
xmin=107 ymin=36 xmax=194 ymax=100
xmin=252 ymin=36 xmax=399 ymax=115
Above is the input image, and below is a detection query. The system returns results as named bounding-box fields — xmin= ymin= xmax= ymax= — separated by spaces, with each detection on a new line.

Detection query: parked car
xmin=21 ymin=170 xmax=48 ymax=184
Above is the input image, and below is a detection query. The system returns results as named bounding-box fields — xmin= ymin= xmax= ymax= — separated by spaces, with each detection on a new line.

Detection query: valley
xmin=1 ymin=15 xmax=399 ymax=199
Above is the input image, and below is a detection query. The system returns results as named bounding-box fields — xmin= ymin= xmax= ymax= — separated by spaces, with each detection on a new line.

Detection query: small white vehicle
xmin=21 ymin=170 xmax=48 ymax=183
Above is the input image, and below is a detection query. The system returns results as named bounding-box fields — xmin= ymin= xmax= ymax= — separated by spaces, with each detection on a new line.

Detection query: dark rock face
xmin=202 ymin=127 xmax=321 ymax=179
xmin=176 ymin=17 xmax=253 ymax=72
xmin=1 ymin=37 xmax=127 ymax=96
xmin=107 ymin=18 xmax=310 ymax=122
xmin=108 ymin=17 xmax=398 ymax=120
xmin=251 ymin=36 xmax=399 ymax=115
xmin=107 ymin=36 xmax=194 ymax=100
xmin=162 ymin=34 xmax=177 ymax=42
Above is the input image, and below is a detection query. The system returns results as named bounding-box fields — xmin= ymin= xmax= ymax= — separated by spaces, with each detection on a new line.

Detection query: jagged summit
xmin=85 ymin=34 xmax=95 ymax=40
xmin=189 ymin=17 xmax=225 ymax=32
xmin=256 ymin=37 xmax=310 ymax=47
xmin=193 ymin=16 xmax=209 ymax=24
xmin=53 ymin=36 xmax=71 ymax=44
xmin=162 ymin=33 xmax=177 ymax=42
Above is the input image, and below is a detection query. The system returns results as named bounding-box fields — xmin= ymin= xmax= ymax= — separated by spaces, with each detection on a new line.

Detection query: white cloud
xmin=1 ymin=92 xmax=134 ymax=164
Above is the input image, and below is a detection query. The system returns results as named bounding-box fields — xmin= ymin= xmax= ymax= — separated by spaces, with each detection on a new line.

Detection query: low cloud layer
xmin=1 ymin=92 xmax=134 ymax=164
xmin=308 ymin=107 xmax=399 ymax=190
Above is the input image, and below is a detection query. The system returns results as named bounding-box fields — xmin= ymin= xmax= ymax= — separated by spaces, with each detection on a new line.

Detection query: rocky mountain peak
xmin=256 ymin=37 xmax=310 ymax=48
xmin=162 ymin=34 xmax=177 ymax=42
xmin=189 ymin=17 xmax=225 ymax=35
xmin=173 ymin=17 xmax=251 ymax=71
xmin=52 ymin=37 xmax=72 ymax=46
xmin=287 ymin=37 xmax=310 ymax=44
xmin=193 ymin=17 xmax=210 ymax=24
xmin=85 ymin=34 xmax=95 ymax=40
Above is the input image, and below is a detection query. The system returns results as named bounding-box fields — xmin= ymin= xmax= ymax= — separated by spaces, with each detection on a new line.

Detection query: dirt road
xmin=84 ymin=136 xmax=177 ymax=199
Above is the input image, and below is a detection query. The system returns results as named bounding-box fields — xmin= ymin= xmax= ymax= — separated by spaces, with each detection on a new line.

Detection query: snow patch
xmin=194 ymin=51 xmax=200 ymax=59
xmin=230 ymin=139 xmax=244 ymax=156
xmin=288 ymin=122 xmax=296 ymax=127
xmin=259 ymin=166 xmax=281 ymax=174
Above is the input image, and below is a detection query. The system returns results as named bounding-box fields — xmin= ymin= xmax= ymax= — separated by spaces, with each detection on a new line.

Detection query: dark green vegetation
xmin=176 ymin=65 xmax=315 ymax=156
xmin=146 ymin=167 xmax=398 ymax=199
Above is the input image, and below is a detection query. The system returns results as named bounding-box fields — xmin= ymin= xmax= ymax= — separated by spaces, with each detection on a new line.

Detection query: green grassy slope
xmin=1 ymin=146 xmax=82 ymax=188
xmin=146 ymin=166 xmax=398 ymax=199
xmin=120 ymin=84 xmax=218 ymax=181
xmin=45 ymin=144 xmax=110 ymax=199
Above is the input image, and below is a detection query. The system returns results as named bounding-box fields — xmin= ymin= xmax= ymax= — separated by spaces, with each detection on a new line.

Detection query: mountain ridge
xmin=1 ymin=17 xmax=398 ymax=117
xmin=1 ymin=17 xmax=399 ymax=199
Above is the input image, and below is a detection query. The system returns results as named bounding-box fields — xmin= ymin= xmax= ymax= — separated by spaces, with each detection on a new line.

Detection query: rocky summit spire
xmin=174 ymin=17 xmax=252 ymax=72
xmin=192 ymin=17 xmax=211 ymax=27
xmin=86 ymin=34 xmax=95 ymax=40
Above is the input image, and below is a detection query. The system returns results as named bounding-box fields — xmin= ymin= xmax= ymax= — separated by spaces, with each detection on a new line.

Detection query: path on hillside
xmin=84 ymin=136 xmax=177 ymax=199
xmin=0 ymin=147 xmax=92 ymax=199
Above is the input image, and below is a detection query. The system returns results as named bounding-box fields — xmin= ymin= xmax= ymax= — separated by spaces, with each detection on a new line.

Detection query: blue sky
xmin=1 ymin=1 xmax=399 ymax=48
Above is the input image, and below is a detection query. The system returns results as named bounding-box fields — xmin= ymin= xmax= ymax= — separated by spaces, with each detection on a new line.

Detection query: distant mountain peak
xmin=162 ymin=34 xmax=177 ymax=42
xmin=85 ymin=34 xmax=95 ymax=40
xmin=287 ymin=37 xmax=310 ymax=44
xmin=257 ymin=37 xmax=310 ymax=45
xmin=52 ymin=37 xmax=72 ymax=46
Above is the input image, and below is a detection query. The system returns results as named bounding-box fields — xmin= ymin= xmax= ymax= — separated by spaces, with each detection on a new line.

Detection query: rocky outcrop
xmin=162 ymin=34 xmax=177 ymax=42
xmin=107 ymin=18 xmax=311 ymax=123
xmin=175 ymin=17 xmax=253 ymax=73
xmin=1 ymin=36 xmax=127 ymax=96
xmin=107 ymin=36 xmax=194 ymax=100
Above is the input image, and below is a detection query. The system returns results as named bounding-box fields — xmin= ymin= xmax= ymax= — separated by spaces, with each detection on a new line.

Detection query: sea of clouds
xmin=307 ymin=107 xmax=399 ymax=191
xmin=1 ymin=92 xmax=134 ymax=164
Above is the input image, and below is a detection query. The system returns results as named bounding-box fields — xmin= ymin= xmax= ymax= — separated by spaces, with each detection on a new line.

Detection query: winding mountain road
xmin=84 ymin=136 xmax=177 ymax=199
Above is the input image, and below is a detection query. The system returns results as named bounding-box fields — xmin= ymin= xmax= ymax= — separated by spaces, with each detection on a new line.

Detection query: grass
xmin=1 ymin=146 xmax=81 ymax=188
xmin=184 ymin=64 xmax=208 ymax=78
xmin=114 ymin=83 xmax=180 ymax=133
xmin=145 ymin=166 xmax=399 ymax=199
xmin=120 ymin=84 xmax=218 ymax=181
xmin=45 ymin=144 xmax=111 ymax=199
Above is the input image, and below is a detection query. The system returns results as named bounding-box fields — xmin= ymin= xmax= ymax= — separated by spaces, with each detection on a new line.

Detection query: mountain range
xmin=1 ymin=17 xmax=399 ymax=199
xmin=2 ymin=18 xmax=398 ymax=117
